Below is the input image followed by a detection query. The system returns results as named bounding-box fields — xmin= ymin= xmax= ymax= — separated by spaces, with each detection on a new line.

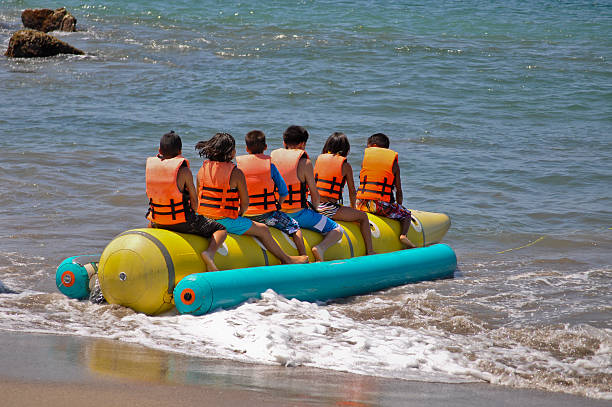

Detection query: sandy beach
xmin=0 ymin=331 xmax=608 ymax=407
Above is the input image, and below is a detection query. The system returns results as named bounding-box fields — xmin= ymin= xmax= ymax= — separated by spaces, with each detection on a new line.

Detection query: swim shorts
xmin=286 ymin=208 xmax=340 ymax=234
xmin=152 ymin=213 xmax=226 ymax=238
xmin=356 ymin=199 xmax=412 ymax=221
xmin=214 ymin=216 xmax=253 ymax=235
xmin=317 ymin=201 xmax=341 ymax=218
xmin=248 ymin=211 xmax=300 ymax=236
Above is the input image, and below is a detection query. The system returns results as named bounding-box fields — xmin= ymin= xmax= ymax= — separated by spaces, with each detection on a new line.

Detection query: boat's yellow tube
xmin=97 ymin=210 xmax=450 ymax=315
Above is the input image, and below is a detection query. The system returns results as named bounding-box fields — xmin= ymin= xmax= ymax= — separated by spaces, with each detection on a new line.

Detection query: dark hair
xmin=321 ymin=132 xmax=350 ymax=157
xmin=283 ymin=125 xmax=309 ymax=147
xmin=195 ymin=132 xmax=236 ymax=162
xmin=367 ymin=133 xmax=390 ymax=148
xmin=245 ymin=130 xmax=267 ymax=154
xmin=159 ymin=130 xmax=182 ymax=158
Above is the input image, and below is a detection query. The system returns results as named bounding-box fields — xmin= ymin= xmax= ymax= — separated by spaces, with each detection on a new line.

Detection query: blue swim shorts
xmin=215 ymin=216 xmax=253 ymax=235
xmin=248 ymin=211 xmax=300 ymax=236
xmin=286 ymin=208 xmax=339 ymax=234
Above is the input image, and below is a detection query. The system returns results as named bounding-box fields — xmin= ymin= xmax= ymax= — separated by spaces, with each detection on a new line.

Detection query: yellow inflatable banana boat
xmin=95 ymin=210 xmax=450 ymax=315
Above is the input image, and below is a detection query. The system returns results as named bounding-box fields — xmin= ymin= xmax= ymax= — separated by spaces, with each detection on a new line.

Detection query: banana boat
xmin=56 ymin=210 xmax=455 ymax=315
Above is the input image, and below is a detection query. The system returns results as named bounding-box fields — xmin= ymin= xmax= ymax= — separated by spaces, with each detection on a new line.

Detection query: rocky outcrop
xmin=5 ymin=29 xmax=84 ymax=58
xmin=21 ymin=7 xmax=77 ymax=32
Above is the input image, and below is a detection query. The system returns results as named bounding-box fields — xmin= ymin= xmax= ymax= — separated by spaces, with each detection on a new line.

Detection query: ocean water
xmin=1 ymin=0 xmax=611 ymax=400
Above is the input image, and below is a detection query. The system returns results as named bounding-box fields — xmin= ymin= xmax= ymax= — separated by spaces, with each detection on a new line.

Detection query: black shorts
xmin=152 ymin=213 xmax=225 ymax=238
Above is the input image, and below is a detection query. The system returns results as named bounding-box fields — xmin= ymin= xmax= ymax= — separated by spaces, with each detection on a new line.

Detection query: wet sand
xmin=0 ymin=331 xmax=608 ymax=407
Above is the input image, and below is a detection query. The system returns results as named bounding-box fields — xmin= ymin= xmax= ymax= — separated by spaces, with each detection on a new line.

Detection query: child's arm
xmin=392 ymin=160 xmax=403 ymax=205
xmin=270 ymin=163 xmax=288 ymax=206
xmin=230 ymin=167 xmax=249 ymax=216
xmin=177 ymin=165 xmax=199 ymax=211
xmin=342 ymin=161 xmax=357 ymax=208
xmin=298 ymin=157 xmax=320 ymax=208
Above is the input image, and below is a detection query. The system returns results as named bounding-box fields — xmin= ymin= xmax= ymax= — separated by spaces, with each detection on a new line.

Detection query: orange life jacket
xmin=145 ymin=155 xmax=190 ymax=225
xmin=314 ymin=153 xmax=346 ymax=202
xmin=196 ymin=160 xmax=240 ymax=219
xmin=270 ymin=148 xmax=309 ymax=211
xmin=236 ymin=154 xmax=278 ymax=216
xmin=356 ymin=147 xmax=398 ymax=203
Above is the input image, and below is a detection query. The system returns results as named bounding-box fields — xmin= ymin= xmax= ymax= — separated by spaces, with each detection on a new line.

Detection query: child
xmin=236 ymin=130 xmax=308 ymax=257
xmin=314 ymin=132 xmax=376 ymax=255
xmin=145 ymin=131 xmax=227 ymax=271
xmin=195 ymin=132 xmax=308 ymax=265
xmin=270 ymin=125 xmax=344 ymax=262
xmin=355 ymin=133 xmax=416 ymax=249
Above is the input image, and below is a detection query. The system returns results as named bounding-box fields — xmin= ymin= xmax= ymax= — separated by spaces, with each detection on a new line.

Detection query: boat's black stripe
xmin=261 ymin=247 xmax=269 ymax=266
xmin=342 ymin=228 xmax=354 ymax=258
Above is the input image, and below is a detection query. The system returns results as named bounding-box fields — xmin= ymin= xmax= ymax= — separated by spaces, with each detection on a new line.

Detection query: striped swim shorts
xmin=317 ymin=201 xmax=341 ymax=218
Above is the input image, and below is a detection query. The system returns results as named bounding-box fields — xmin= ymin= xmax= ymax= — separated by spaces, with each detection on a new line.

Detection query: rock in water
xmin=0 ymin=280 xmax=16 ymax=294
xmin=5 ymin=29 xmax=84 ymax=58
xmin=21 ymin=7 xmax=77 ymax=32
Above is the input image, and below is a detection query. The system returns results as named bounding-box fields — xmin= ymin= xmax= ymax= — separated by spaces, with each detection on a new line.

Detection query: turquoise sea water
xmin=1 ymin=0 xmax=611 ymax=400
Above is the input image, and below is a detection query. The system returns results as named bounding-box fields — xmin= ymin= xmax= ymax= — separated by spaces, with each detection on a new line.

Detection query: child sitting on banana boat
xmin=236 ymin=130 xmax=309 ymax=257
xmin=314 ymin=132 xmax=376 ymax=255
xmin=270 ymin=125 xmax=344 ymax=262
xmin=145 ymin=131 xmax=227 ymax=271
xmin=355 ymin=133 xmax=416 ymax=249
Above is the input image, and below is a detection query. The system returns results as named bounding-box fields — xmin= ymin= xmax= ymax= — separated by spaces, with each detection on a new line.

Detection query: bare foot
xmin=311 ymin=246 xmax=324 ymax=262
xmin=366 ymin=250 xmax=377 ymax=255
xmin=290 ymin=255 xmax=309 ymax=264
xmin=201 ymin=251 xmax=219 ymax=271
xmin=399 ymin=235 xmax=416 ymax=249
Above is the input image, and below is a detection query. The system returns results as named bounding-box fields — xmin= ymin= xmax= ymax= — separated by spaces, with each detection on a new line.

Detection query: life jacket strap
xmin=198 ymin=202 xmax=240 ymax=211
xmin=357 ymin=176 xmax=395 ymax=199
xmin=315 ymin=174 xmax=345 ymax=200
xmin=149 ymin=198 xmax=187 ymax=220
xmin=248 ymin=188 xmax=277 ymax=210
xmin=286 ymin=183 xmax=307 ymax=208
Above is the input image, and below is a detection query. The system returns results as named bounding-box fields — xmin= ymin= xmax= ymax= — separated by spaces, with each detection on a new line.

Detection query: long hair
xmin=195 ymin=132 xmax=236 ymax=162
xmin=321 ymin=132 xmax=350 ymax=157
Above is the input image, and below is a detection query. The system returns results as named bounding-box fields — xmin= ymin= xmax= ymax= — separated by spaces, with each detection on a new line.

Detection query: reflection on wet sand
xmin=84 ymin=337 xmax=378 ymax=405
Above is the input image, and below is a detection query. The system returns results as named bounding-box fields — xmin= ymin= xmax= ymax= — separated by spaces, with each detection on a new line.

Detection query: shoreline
xmin=1 ymin=330 xmax=608 ymax=407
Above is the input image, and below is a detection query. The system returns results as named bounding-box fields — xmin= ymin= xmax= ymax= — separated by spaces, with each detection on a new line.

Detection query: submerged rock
xmin=0 ymin=280 xmax=16 ymax=294
xmin=21 ymin=7 xmax=77 ymax=32
xmin=5 ymin=29 xmax=84 ymax=58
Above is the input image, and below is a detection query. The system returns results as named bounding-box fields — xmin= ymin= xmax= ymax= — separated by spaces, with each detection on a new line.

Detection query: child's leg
xmin=188 ymin=215 xmax=228 ymax=271
xmin=263 ymin=211 xmax=307 ymax=256
xmin=202 ymin=229 xmax=227 ymax=271
xmin=288 ymin=209 xmax=343 ymax=262
xmin=363 ymin=200 xmax=416 ymax=249
xmin=388 ymin=204 xmax=416 ymax=249
xmin=291 ymin=229 xmax=307 ymax=256
xmin=311 ymin=226 xmax=342 ymax=262
xmin=332 ymin=206 xmax=376 ymax=255
xmin=244 ymin=221 xmax=308 ymax=264
xmin=398 ymin=217 xmax=416 ymax=249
